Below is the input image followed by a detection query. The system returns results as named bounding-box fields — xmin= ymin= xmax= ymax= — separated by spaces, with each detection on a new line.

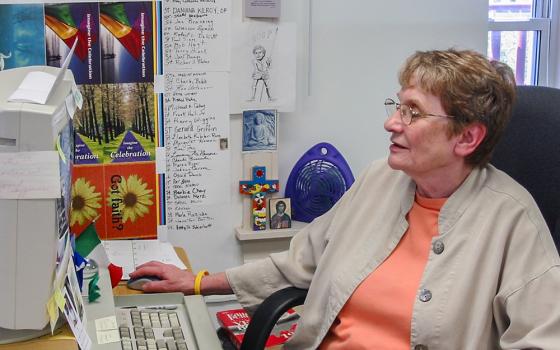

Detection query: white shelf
xmin=235 ymin=220 xmax=307 ymax=241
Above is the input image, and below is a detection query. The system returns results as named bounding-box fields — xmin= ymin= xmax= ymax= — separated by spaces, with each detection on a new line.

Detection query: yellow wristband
xmin=194 ymin=270 xmax=209 ymax=295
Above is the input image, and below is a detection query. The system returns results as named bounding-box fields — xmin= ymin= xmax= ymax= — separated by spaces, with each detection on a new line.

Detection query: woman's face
xmin=384 ymin=80 xmax=460 ymax=180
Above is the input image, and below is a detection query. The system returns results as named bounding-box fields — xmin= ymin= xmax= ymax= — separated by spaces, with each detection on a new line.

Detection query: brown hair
xmin=399 ymin=49 xmax=516 ymax=167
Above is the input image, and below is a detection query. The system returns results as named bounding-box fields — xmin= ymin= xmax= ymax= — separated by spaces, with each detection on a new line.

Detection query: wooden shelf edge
xmin=235 ymin=221 xmax=307 ymax=241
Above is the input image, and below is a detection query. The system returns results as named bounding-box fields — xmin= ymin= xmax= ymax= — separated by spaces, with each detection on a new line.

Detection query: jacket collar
xmin=399 ymin=165 xmax=489 ymax=235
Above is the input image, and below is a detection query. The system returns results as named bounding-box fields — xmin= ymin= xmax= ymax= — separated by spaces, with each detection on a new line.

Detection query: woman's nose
xmin=384 ymin=110 xmax=403 ymax=132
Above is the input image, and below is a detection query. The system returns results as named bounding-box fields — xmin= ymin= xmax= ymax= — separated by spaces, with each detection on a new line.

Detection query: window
xmin=488 ymin=0 xmax=552 ymax=86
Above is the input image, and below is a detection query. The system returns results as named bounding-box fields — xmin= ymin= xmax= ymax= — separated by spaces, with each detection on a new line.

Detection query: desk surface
xmin=2 ymin=247 xmax=285 ymax=350
xmin=2 ymin=247 xmax=192 ymax=350
xmin=112 ymin=247 xmax=192 ymax=296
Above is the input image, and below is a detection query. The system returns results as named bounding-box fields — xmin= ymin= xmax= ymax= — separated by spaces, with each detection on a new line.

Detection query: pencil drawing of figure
xmin=249 ymin=44 xmax=273 ymax=102
xmin=0 ymin=51 xmax=11 ymax=71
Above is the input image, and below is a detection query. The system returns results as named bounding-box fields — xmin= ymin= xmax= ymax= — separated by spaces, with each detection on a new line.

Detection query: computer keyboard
xmin=116 ymin=307 xmax=189 ymax=350
xmin=113 ymin=293 xmax=222 ymax=350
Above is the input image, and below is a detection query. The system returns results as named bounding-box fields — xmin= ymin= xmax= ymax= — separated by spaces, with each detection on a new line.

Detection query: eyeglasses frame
xmin=384 ymin=98 xmax=455 ymax=125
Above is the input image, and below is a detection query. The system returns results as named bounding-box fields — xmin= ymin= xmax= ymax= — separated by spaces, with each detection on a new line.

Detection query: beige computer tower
xmin=0 ymin=66 xmax=74 ymax=331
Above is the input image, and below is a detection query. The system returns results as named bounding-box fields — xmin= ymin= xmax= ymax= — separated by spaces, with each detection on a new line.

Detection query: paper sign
xmin=95 ymin=316 xmax=118 ymax=331
xmin=102 ymin=240 xmax=186 ymax=279
xmin=0 ymin=151 xmax=61 ymax=199
xmin=96 ymin=329 xmax=121 ymax=345
xmin=245 ymin=0 xmax=281 ymax=18
xmin=65 ymin=93 xmax=77 ymax=119
xmin=8 ymin=71 xmax=57 ymax=105
xmin=8 ymin=38 xmax=77 ymax=105
xmin=95 ymin=316 xmax=120 ymax=345
xmin=72 ymin=81 xmax=83 ymax=110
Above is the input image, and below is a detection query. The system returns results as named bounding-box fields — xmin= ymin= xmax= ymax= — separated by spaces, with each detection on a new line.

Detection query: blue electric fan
xmin=285 ymin=142 xmax=354 ymax=223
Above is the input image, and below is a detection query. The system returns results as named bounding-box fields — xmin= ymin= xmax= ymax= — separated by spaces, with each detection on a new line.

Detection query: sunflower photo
xmin=70 ymin=164 xmax=105 ymax=237
xmin=103 ymin=161 xmax=157 ymax=239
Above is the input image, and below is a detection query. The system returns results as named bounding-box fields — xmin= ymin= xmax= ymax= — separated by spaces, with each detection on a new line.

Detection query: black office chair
xmin=239 ymin=85 xmax=560 ymax=350
xmin=491 ymin=85 xmax=560 ymax=251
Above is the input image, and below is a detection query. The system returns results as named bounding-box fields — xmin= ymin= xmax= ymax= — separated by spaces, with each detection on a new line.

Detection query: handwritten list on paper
xmin=164 ymin=71 xmax=229 ymax=231
xmin=0 ymin=151 xmax=61 ymax=199
xmin=163 ymin=0 xmax=231 ymax=72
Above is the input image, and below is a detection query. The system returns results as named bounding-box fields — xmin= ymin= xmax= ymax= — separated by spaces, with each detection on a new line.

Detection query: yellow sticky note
xmin=54 ymin=288 xmax=66 ymax=311
xmin=47 ymin=296 xmax=59 ymax=334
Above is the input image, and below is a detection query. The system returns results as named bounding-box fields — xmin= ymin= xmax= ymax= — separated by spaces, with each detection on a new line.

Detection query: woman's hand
xmin=129 ymin=261 xmax=196 ymax=294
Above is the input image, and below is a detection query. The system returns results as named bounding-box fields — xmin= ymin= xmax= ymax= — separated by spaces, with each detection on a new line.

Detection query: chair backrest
xmin=491 ymin=85 xmax=560 ymax=251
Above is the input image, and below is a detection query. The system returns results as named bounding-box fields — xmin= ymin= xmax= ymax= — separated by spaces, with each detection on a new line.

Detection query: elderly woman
xmin=132 ymin=49 xmax=560 ymax=349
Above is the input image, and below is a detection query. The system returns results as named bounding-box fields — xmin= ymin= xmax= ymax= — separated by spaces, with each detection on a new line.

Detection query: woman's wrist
xmin=193 ymin=270 xmax=209 ymax=295
xmin=197 ymin=271 xmax=233 ymax=295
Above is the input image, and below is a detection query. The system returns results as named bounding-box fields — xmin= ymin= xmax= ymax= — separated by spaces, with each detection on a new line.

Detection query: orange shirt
xmin=320 ymin=194 xmax=446 ymax=350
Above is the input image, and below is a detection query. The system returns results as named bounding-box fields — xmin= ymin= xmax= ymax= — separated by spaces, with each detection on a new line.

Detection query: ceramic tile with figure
xmin=242 ymin=109 xmax=277 ymax=152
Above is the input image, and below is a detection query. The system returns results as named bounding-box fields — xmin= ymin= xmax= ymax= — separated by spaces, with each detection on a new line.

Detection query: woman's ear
xmin=454 ymin=123 xmax=487 ymax=158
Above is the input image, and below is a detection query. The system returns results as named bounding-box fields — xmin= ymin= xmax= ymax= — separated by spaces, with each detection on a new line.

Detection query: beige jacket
xmin=226 ymin=159 xmax=560 ymax=350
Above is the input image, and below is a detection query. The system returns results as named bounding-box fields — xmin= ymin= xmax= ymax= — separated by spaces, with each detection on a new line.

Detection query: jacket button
xmin=414 ymin=345 xmax=428 ymax=350
xmin=419 ymin=289 xmax=432 ymax=302
xmin=432 ymin=240 xmax=444 ymax=254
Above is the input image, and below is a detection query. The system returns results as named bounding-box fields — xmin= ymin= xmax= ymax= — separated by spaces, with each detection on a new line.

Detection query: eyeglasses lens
xmin=400 ymin=105 xmax=412 ymax=124
xmin=385 ymin=100 xmax=396 ymax=118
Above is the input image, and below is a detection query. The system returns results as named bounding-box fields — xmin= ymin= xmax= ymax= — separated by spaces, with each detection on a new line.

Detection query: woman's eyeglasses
xmin=384 ymin=98 xmax=455 ymax=125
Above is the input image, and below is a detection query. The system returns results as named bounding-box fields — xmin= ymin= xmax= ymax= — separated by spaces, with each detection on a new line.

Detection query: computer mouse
xmin=127 ymin=275 xmax=161 ymax=291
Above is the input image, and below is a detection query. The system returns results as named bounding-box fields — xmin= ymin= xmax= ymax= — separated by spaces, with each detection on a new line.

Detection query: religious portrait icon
xmin=269 ymin=197 xmax=291 ymax=229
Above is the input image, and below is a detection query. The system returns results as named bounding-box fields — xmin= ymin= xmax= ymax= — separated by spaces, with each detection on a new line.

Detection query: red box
xmin=216 ymin=308 xmax=298 ymax=349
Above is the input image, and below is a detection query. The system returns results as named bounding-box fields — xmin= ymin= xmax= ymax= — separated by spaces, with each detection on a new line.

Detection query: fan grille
xmin=293 ymin=159 xmax=348 ymax=219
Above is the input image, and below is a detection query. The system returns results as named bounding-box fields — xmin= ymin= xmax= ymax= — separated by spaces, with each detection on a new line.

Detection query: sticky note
xmin=47 ymin=296 xmax=59 ymax=333
xmin=54 ymin=288 xmax=66 ymax=311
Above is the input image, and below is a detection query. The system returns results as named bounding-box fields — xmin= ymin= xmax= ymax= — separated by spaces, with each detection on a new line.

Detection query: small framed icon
xmin=269 ymin=197 xmax=291 ymax=229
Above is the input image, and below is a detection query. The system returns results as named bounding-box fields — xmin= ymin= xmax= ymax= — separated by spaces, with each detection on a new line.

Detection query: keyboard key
xmin=119 ymin=326 xmax=131 ymax=338
xmin=169 ymin=313 xmax=180 ymax=328
xmin=145 ymin=329 xmax=155 ymax=339
xmin=137 ymin=339 xmax=148 ymax=350
xmin=163 ymin=329 xmax=174 ymax=338
xmin=166 ymin=339 xmax=178 ymax=350
xmin=176 ymin=339 xmax=188 ymax=350
xmin=134 ymin=327 xmax=145 ymax=339
xmin=121 ymin=339 xmax=133 ymax=350
xmin=147 ymin=339 xmax=157 ymax=350
xmin=156 ymin=339 xmax=167 ymax=350
xmin=132 ymin=316 xmax=142 ymax=327
xmin=172 ymin=328 xmax=184 ymax=340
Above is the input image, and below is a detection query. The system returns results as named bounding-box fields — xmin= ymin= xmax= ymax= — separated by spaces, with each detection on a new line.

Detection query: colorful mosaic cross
xmin=239 ymin=166 xmax=279 ymax=230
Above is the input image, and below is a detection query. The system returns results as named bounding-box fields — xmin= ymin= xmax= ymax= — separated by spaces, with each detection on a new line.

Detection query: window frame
xmin=488 ymin=0 xmax=552 ymax=86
